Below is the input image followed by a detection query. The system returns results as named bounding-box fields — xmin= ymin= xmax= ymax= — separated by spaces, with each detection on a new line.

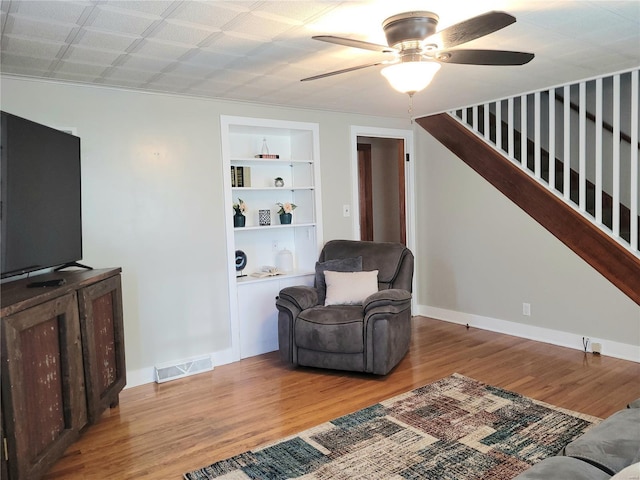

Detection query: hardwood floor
xmin=43 ymin=317 xmax=640 ymax=479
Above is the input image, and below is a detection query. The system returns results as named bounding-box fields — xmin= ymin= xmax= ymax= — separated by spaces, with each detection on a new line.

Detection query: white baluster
xmin=630 ymin=70 xmax=638 ymax=252
xmin=564 ymin=85 xmax=571 ymax=200
xmin=613 ymin=74 xmax=621 ymax=236
xmin=548 ymin=88 xmax=556 ymax=191
xmin=534 ymin=91 xmax=541 ymax=179
xmin=496 ymin=100 xmax=502 ymax=152
xmin=508 ymin=98 xmax=514 ymax=159
xmin=521 ymin=94 xmax=528 ymax=170
xmin=595 ymin=78 xmax=603 ymax=224
xmin=579 ymin=82 xmax=586 ymax=212
xmin=484 ymin=103 xmax=490 ymax=141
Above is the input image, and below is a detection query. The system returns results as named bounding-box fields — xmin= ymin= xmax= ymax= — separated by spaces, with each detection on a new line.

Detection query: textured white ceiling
xmin=1 ymin=0 xmax=639 ymax=118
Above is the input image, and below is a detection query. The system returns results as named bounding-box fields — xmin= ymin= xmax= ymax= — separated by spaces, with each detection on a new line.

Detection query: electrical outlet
xmin=591 ymin=342 xmax=602 ymax=354
xmin=522 ymin=303 xmax=531 ymax=316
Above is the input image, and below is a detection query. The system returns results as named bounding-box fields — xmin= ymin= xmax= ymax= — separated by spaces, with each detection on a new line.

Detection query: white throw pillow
xmin=324 ymin=270 xmax=379 ymax=306
xmin=612 ymin=463 xmax=640 ymax=479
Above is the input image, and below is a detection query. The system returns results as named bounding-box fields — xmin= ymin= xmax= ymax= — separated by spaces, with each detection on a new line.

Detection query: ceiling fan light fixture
xmin=380 ymin=61 xmax=441 ymax=95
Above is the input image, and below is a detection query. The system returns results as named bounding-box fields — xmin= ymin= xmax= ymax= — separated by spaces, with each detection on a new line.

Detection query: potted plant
xmin=276 ymin=202 xmax=296 ymax=224
xmin=233 ymin=198 xmax=247 ymax=227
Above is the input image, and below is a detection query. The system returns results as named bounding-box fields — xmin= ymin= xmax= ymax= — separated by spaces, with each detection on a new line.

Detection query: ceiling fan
xmin=302 ymin=11 xmax=534 ymax=96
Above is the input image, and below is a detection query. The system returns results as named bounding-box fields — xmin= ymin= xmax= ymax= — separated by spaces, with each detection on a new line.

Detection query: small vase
xmin=279 ymin=213 xmax=292 ymax=225
xmin=234 ymin=213 xmax=245 ymax=228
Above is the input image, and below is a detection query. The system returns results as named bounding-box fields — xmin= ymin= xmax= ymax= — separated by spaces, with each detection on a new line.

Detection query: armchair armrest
xmin=363 ymin=289 xmax=411 ymax=313
xmin=277 ymin=285 xmax=318 ymax=311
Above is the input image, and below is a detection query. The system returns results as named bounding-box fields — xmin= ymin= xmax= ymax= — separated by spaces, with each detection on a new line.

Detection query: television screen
xmin=1 ymin=111 xmax=82 ymax=278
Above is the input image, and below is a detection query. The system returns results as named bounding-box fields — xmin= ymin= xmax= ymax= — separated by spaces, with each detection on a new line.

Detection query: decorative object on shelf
xmin=274 ymin=177 xmax=284 ymax=187
xmin=255 ymin=137 xmax=279 ymax=159
xmin=277 ymin=202 xmax=296 ymax=224
xmin=233 ymin=214 xmax=245 ymax=228
xmin=235 ymin=250 xmax=247 ymax=277
xmin=279 ymin=213 xmax=292 ymax=224
xmin=259 ymin=209 xmax=271 ymax=226
xmin=233 ymin=198 xmax=247 ymax=228
xmin=276 ymin=248 xmax=294 ymax=272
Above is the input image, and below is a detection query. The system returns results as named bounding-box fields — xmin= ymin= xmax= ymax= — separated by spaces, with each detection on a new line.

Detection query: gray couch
xmin=514 ymin=399 xmax=640 ymax=479
xmin=275 ymin=240 xmax=414 ymax=375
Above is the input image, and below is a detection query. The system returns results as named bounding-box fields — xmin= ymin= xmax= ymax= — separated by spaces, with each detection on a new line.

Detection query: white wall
xmin=4 ymin=76 xmax=638 ymax=387
xmin=1 ymin=76 xmax=410 ymax=385
xmin=414 ymin=126 xmax=640 ymax=358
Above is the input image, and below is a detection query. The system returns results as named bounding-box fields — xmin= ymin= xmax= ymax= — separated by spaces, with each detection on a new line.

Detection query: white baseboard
xmin=125 ymin=347 xmax=239 ymax=389
xmin=416 ymin=305 xmax=640 ymax=363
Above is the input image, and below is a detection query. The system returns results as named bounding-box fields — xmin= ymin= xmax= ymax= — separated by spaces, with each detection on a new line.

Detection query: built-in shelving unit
xmin=221 ymin=116 xmax=322 ymax=359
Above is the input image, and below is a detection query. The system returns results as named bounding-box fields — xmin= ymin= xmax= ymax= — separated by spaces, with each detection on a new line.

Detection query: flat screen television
xmin=1 ymin=111 xmax=83 ymax=279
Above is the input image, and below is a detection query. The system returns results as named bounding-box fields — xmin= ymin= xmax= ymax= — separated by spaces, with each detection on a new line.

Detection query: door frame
xmin=349 ymin=126 xmax=416 ymax=303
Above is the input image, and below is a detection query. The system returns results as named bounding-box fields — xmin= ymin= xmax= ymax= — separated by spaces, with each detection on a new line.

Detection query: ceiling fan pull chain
xmin=408 ymin=93 xmax=414 ymax=124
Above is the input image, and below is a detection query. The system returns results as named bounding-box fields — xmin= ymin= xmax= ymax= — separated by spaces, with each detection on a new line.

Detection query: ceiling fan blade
xmin=301 ymin=62 xmax=387 ymax=82
xmin=436 ymin=49 xmax=534 ymax=66
xmin=312 ymin=35 xmax=396 ymax=53
xmin=427 ymin=11 xmax=516 ymax=49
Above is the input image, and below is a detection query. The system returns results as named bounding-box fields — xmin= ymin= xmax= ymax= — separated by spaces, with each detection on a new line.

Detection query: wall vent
xmin=154 ymin=354 xmax=213 ymax=383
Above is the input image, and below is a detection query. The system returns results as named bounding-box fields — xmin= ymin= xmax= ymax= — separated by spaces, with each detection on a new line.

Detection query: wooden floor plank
xmin=43 ymin=317 xmax=640 ymax=479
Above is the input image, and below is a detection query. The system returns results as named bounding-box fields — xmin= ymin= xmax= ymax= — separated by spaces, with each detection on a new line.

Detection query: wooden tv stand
xmin=1 ymin=268 xmax=126 ymax=480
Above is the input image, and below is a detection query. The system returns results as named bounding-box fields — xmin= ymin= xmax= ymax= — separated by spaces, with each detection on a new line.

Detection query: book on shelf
xmin=250 ymin=266 xmax=284 ymax=278
xmin=236 ymin=166 xmax=251 ymax=187
xmin=231 ymin=166 xmax=236 ymax=187
xmin=254 ymin=154 xmax=279 ymax=159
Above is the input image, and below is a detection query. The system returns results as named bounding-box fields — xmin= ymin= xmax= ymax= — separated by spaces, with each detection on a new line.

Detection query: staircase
xmin=416 ymin=68 xmax=640 ymax=306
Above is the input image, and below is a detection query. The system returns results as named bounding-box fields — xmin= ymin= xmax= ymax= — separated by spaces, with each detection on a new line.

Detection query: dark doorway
xmin=357 ymin=137 xmax=406 ymax=244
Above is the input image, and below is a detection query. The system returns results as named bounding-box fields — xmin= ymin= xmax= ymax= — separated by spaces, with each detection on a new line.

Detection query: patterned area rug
xmin=185 ymin=373 xmax=600 ymax=480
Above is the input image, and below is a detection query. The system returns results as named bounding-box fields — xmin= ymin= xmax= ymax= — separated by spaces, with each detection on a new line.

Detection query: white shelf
xmin=230 ymin=158 xmax=313 ymax=165
xmin=232 ymin=186 xmax=315 ymax=191
xmin=234 ymin=222 xmax=316 ymax=231
xmin=236 ymin=270 xmax=315 ymax=285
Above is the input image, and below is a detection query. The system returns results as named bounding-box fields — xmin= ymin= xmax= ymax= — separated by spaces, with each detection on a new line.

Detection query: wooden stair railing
xmin=479 ymin=106 xmax=640 ymax=249
xmin=416 ymin=113 xmax=640 ymax=306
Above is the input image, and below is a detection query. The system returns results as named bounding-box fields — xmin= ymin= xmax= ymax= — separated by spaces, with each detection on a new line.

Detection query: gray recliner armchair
xmin=276 ymin=240 xmax=414 ymax=375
